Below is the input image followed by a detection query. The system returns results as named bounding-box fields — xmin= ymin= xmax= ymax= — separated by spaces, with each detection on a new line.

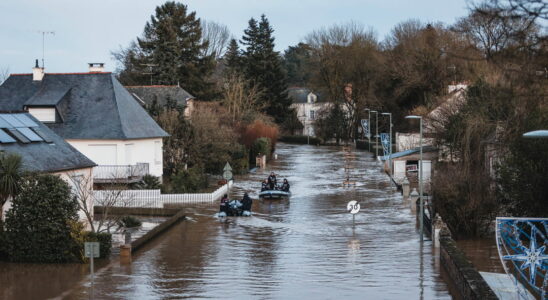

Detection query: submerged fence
xmin=94 ymin=180 xmax=233 ymax=208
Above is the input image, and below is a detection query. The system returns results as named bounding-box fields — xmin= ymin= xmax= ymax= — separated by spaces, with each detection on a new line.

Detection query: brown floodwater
xmin=1 ymin=143 xmax=456 ymax=299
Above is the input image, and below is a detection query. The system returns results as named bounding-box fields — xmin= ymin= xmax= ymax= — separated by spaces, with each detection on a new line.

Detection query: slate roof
xmin=288 ymin=87 xmax=325 ymax=104
xmin=0 ymin=73 xmax=169 ymax=140
xmin=0 ymin=113 xmax=96 ymax=173
xmin=125 ymin=85 xmax=194 ymax=108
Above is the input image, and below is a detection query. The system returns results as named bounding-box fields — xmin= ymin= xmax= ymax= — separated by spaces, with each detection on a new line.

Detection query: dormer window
xmin=307 ymin=92 xmax=317 ymax=104
xmin=27 ymin=107 xmax=56 ymax=123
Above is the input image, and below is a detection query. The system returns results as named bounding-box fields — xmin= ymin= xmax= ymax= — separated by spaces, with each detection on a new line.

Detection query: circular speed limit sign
xmin=347 ymin=200 xmax=360 ymax=214
xmin=223 ymin=170 xmax=233 ymax=180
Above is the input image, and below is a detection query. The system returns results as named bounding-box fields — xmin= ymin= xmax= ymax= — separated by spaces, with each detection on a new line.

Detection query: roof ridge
xmin=108 ymin=74 xmax=128 ymax=139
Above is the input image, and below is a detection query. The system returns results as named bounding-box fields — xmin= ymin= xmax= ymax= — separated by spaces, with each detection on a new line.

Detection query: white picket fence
xmin=93 ymin=180 xmax=233 ymax=208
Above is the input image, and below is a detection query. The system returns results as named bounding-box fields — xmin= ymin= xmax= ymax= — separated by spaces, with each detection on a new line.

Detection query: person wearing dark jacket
xmin=281 ymin=179 xmax=290 ymax=192
xmin=219 ymin=194 xmax=229 ymax=213
xmin=261 ymin=179 xmax=269 ymax=191
xmin=241 ymin=193 xmax=252 ymax=211
xmin=268 ymin=172 xmax=277 ymax=190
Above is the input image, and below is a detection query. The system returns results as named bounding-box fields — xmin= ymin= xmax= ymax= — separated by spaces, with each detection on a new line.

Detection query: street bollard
xmin=120 ymin=244 xmax=132 ymax=264
xmin=433 ymin=214 xmax=443 ymax=248
xmin=402 ymin=177 xmax=410 ymax=199
xmin=410 ymin=188 xmax=419 ymax=213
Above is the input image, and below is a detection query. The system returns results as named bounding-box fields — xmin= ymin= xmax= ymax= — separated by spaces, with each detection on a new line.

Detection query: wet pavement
xmin=1 ymin=143 xmax=455 ymax=299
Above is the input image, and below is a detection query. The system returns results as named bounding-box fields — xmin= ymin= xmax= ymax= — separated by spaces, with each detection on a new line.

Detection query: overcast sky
xmin=0 ymin=0 xmax=471 ymax=74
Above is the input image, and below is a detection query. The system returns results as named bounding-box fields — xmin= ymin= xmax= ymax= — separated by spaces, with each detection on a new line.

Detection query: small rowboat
xmin=259 ymin=190 xmax=291 ymax=199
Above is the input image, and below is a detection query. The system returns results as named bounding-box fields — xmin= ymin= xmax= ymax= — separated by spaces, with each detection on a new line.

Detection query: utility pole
xmin=37 ymin=31 xmax=55 ymax=68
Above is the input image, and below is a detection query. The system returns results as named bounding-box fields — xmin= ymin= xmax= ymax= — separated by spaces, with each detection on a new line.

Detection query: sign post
xmin=347 ymin=200 xmax=360 ymax=226
xmin=84 ymin=242 xmax=100 ymax=285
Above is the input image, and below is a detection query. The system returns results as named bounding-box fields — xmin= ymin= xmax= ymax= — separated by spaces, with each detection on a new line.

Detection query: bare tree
xmin=221 ymin=73 xmax=264 ymax=122
xmin=0 ymin=66 xmax=10 ymax=85
xmin=201 ymin=20 xmax=231 ymax=60
xmin=68 ymin=173 xmax=134 ymax=233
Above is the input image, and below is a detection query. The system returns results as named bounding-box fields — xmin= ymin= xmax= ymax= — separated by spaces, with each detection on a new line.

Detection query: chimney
xmin=32 ymin=59 xmax=44 ymax=81
xmin=88 ymin=63 xmax=105 ymax=72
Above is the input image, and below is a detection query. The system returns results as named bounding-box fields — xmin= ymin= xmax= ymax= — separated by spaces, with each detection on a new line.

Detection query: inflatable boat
xmin=218 ymin=200 xmax=251 ymax=217
xmin=259 ymin=190 xmax=291 ymax=199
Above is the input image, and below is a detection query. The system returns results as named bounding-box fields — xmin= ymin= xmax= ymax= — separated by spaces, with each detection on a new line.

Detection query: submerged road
xmin=65 ymin=143 xmax=453 ymax=299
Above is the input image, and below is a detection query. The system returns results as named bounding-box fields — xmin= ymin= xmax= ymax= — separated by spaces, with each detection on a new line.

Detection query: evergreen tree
xmin=115 ymin=1 xmax=215 ymax=100
xmin=283 ymin=43 xmax=313 ymax=86
xmin=240 ymin=15 xmax=292 ymax=124
xmin=223 ymin=39 xmax=242 ymax=75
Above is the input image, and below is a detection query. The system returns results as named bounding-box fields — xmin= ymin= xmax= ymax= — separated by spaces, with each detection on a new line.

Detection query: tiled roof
xmin=0 ymin=73 xmax=169 ymax=140
xmin=125 ymin=85 xmax=194 ymax=108
xmin=0 ymin=113 xmax=96 ymax=172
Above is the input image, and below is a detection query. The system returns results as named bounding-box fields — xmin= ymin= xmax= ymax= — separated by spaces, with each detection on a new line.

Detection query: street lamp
xmin=364 ymin=108 xmax=371 ymax=152
xmin=406 ymin=115 xmax=424 ymax=242
xmin=371 ymin=110 xmax=379 ymax=159
xmin=523 ymin=130 xmax=548 ymax=139
xmin=382 ymin=112 xmax=393 ymax=175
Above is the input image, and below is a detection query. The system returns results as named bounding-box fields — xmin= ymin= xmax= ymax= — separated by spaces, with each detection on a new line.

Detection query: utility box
xmin=256 ymin=155 xmax=266 ymax=168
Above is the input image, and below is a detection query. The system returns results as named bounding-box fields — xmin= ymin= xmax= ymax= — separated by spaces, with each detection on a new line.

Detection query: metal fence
xmin=93 ymin=180 xmax=233 ymax=208
xmin=93 ymin=163 xmax=150 ymax=181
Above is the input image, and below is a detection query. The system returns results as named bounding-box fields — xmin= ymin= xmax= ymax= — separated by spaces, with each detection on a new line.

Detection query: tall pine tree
xmin=223 ymin=39 xmax=242 ymax=75
xmin=115 ymin=1 xmax=215 ymax=99
xmin=240 ymin=15 xmax=292 ymax=124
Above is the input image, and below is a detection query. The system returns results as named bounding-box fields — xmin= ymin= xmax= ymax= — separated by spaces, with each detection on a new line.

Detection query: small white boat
xmin=259 ymin=190 xmax=291 ymax=199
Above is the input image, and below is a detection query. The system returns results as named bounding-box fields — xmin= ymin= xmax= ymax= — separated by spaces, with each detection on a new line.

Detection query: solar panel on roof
xmin=0 ymin=116 xmax=12 ymax=129
xmin=7 ymin=129 xmax=30 ymax=143
xmin=0 ymin=115 xmax=25 ymax=127
xmin=13 ymin=114 xmax=38 ymax=127
xmin=17 ymin=128 xmax=43 ymax=142
xmin=0 ymin=129 xmax=16 ymax=143
xmin=32 ymin=128 xmax=53 ymax=143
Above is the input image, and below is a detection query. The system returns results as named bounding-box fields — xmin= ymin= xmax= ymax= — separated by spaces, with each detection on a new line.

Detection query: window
xmin=309 ymin=110 xmax=315 ymax=120
xmin=28 ymin=107 xmax=56 ymax=123
xmin=154 ymin=141 xmax=162 ymax=164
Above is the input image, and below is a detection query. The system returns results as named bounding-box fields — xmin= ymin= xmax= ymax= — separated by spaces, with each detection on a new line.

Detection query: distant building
xmin=125 ymin=85 xmax=195 ymax=118
xmin=0 ymin=62 xmax=169 ymax=183
xmin=288 ymin=87 xmax=329 ymax=137
xmin=0 ymin=112 xmax=96 ymax=225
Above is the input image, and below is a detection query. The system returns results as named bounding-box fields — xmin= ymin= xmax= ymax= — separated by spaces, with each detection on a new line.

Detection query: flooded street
xmin=2 ymin=143 xmax=454 ymax=299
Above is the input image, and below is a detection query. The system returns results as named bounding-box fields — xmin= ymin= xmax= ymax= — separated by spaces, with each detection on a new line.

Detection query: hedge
xmin=84 ymin=232 xmax=112 ymax=259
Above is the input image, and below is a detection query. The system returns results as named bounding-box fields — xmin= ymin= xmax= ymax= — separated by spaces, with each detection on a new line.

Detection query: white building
xmin=288 ymin=87 xmax=330 ymax=137
xmin=0 ymin=62 xmax=169 ymax=183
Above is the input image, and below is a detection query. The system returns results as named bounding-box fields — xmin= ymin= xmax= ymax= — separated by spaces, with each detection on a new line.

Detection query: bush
xmin=118 ymin=216 xmax=142 ymax=229
xmin=4 ymin=174 xmax=82 ymax=263
xmin=134 ymin=174 xmax=161 ymax=189
xmin=251 ymin=137 xmax=272 ymax=161
xmin=84 ymin=231 xmax=112 ymax=259
xmin=279 ymin=135 xmax=322 ymax=145
xmin=0 ymin=220 xmax=7 ymax=261
xmin=167 ymin=167 xmax=208 ymax=193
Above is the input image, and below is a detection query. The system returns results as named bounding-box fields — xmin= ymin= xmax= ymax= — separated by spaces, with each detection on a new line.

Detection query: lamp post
xmin=364 ymin=108 xmax=371 ymax=152
xmin=382 ymin=112 xmax=393 ymax=175
xmin=371 ymin=110 xmax=379 ymax=159
xmin=406 ymin=115 xmax=423 ymax=242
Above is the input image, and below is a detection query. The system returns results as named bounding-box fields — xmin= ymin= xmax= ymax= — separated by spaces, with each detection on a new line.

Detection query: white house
xmin=288 ymin=87 xmax=330 ymax=137
xmin=0 ymin=113 xmax=96 ymax=226
xmin=0 ymin=62 xmax=169 ymax=183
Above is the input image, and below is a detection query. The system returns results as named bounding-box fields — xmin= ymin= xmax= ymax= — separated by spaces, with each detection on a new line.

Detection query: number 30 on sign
xmin=347 ymin=200 xmax=360 ymax=214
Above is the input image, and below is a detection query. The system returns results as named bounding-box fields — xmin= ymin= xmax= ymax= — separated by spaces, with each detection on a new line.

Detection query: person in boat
xmin=281 ymin=179 xmax=290 ymax=192
xmin=219 ymin=194 xmax=229 ymax=213
xmin=241 ymin=192 xmax=252 ymax=211
xmin=261 ymin=179 xmax=269 ymax=191
xmin=268 ymin=172 xmax=277 ymax=190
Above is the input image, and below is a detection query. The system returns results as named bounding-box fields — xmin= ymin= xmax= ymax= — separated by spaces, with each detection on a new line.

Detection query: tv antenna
xmin=37 ymin=31 xmax=55 ymax=68
xmin=141 ymin=63 xmax=158 ymax=85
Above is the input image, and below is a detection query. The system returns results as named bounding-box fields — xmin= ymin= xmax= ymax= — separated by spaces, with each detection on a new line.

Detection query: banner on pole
xmin=380 ymin=133 xmax=390 ymax=156
xmin=360 ymin=119 xmax=370 ymax=139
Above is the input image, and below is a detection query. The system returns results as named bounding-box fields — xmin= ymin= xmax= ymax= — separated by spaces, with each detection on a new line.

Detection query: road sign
xmin=84 ymin=242 xmax=100 ymax=258
xmin=223 ymin=162 xmax=232 ymax=172
xmin=347 ymin=200 xmax=360 ymax=214
xmin=223 ymin=170 xmax=233 ymax=180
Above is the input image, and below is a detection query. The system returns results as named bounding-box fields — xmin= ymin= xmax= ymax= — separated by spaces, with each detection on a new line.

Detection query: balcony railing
xmin=93 ymin=163 xmax=149 ymax=183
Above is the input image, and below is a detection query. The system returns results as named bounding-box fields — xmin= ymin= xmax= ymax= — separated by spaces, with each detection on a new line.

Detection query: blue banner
xmin=380 ymin=133 xmax=390 ymax=156
xmin=361 ymin=119 xmax=370 ymax=139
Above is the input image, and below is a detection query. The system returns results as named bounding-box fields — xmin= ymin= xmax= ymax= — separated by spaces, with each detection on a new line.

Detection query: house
xmin=381 ymin=145 xmax=439 ymax=192
xmin=0 ymin=112 xmax=96 ymax=224
xmin=125 ymin=85 xmax=195 ymax=118
xmin=0 ymin=62 xmax=169 ymax=183
xmin=288 ymin=87 xmax=329 ymax=137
